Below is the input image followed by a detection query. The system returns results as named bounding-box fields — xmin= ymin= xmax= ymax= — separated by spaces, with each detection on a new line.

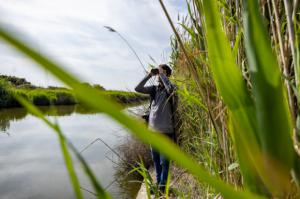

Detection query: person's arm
xmin=134 ymin=73 xmax=154 ymax=94
xmin=158 ymin=68 xmax=175 ymax=94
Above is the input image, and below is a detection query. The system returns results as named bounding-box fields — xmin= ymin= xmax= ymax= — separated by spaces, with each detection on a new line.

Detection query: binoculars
xmin=150 ymin=68 xmax=159 ymax=75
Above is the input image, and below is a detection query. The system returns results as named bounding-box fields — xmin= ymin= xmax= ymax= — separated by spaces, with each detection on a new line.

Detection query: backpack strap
xmin=142 ymin=86 xmax=157 ymax=123
xmin=149 ymin=86 xmax=157 ymax=109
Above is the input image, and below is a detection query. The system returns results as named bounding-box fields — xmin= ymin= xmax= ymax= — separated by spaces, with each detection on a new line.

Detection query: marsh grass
xmin=163 ymin=0 xmax=300 ymax=197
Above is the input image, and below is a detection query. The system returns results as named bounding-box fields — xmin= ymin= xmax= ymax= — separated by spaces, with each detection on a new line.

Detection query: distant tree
xmin=0 ymin=75 xmax=31 ymax=86
xmin=93 ymin=84 xmax=105 ymax=91
xmin=81 ymin=82 xmax=105 ymax=90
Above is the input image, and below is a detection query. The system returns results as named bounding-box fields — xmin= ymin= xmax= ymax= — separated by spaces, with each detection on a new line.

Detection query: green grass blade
xmin=15 ymin=96 xmax=111 ymax=199
xmin=233 ymin=28 xmax=243 ymax=61
xmin=179 ymin=23 xmax=197 ymax=45
xmin=165 ymin=167 xmax=172 ymax=199
xmin=201 ymin=0 xmax=264 ymax=192
xmin=0 ymin=24 xmax=265 ymax=199
xmin=141 ymin=164 xmax=152 ymax=199
xmin=201 ymin=0 xmax=296 ymax=195
xmin=201 ymin=1 xmax=253 ymax=109
xmin=177 ymin=85 xmax=208 ymax=112
xmin=243 ymin=0 xmax=294 ymax=195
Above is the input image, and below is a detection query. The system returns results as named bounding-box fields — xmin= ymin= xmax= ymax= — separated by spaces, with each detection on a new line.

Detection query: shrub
xmin=54 ymin=91 xmax=76 ymax=105
xmin=93 ymin=84 xmax=105 ymax=91
xmin=116 ymin=135 xmax=152 ymax=170
xmin=0 ymin=75 xmax=31 ymax=86
xmin=29 ymin=92 xmax=51 ymax=106
xmin=0 ymin=79 xmax=13 ymax=107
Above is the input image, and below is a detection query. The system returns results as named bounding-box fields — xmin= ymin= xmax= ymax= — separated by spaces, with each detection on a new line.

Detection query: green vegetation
xmin=0 ymin=0 xmax=299 ymax=198
xmin=0 ymin=79 xmax=16 ymax=107
xmin=103 ymin=90 xmax=148 ymax=104
xmin=162 ymin=0 xmax=300 ymax=197
xmin=0 ymin=75 xmax=147 ymax=108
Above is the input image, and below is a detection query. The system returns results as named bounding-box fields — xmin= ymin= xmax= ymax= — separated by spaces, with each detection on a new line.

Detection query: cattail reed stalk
xmin=103 ymin=26 xmax=157 ymax=86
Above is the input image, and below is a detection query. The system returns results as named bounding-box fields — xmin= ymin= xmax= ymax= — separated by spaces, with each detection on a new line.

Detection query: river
xmin=0 ymin=104 xmax=146 ymax=199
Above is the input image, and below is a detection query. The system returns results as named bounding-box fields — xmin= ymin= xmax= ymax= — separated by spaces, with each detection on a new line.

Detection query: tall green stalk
xmin=169 ymin=0 xmax=299 ymax=197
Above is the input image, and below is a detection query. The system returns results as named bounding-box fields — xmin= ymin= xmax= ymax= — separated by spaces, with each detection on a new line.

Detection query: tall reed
xmin=166 ymin=0 xmax=300 ymax=197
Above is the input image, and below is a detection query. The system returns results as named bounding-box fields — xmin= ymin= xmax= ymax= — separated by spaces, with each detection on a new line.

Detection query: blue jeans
xmin=151 ymin=133 xmax=174 ymax=187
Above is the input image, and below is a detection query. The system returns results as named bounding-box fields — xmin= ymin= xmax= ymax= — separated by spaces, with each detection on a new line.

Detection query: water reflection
xmin=0 ymin=108 xmax=27 ymax=132
xmin=0 ymin=104 xmax=146 ymax=199
xmin=0 ymin=105 xmax=104 ymax=132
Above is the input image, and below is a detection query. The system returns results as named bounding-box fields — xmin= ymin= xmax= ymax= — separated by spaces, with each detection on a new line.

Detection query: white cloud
xmin=0 ymin=0 xmax=186 ymax=90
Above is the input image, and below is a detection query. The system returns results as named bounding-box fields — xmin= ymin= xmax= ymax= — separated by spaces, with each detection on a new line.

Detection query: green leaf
xmin=201 ymin=0 xmax=263 ymax=193
xmin=233 ymin=28 xmax=243 ymax=61
xmin=243 ymin=0 xmax=294 ymax=195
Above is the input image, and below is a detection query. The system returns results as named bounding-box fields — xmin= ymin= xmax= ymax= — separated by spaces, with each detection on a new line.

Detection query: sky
xmin=0 ymin=0 xmax=186 ymax=91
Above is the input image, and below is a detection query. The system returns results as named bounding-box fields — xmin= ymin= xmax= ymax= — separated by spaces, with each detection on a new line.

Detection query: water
xmin=0 ymin=105 xmax=146 ymax=199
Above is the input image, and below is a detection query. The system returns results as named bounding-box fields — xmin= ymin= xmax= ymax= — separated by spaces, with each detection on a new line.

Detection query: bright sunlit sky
xmin=0 ymin=0 xmax=187 ymax=91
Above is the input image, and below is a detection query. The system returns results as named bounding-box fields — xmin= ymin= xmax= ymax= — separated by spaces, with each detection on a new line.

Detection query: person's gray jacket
xmin=135 ymin=73 xmax=176 ymax=134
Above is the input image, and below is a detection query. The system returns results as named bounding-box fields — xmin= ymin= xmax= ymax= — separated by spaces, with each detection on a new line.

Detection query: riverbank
xmin=0 ymin=75 xmax=148 ymax=108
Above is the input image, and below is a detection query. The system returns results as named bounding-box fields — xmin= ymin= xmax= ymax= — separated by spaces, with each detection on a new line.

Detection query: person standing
xmin=135 ymin=64 xmax=176 ymax=192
